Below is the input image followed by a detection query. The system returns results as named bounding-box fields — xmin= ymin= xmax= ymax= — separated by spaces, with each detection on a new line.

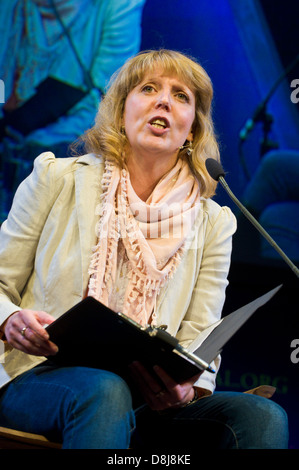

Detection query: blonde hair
xmin=81 ymin=49 xmax=220 ymax=197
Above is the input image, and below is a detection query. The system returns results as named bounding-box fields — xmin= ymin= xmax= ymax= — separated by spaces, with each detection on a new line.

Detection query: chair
xmin=0 ymin=426 xmax=61 ymax=449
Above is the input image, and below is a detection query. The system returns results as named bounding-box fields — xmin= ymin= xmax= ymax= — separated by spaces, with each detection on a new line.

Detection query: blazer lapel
xmin=75 ymin=154 xmax=104 ymax=295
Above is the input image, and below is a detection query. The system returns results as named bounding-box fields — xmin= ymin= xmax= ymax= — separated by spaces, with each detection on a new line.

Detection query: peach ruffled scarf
xmin=87 ymin=157 xmax=201 ymax=327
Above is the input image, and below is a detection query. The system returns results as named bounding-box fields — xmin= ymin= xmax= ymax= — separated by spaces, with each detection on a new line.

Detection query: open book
xmin=46 ymin=285 xmax=281 ymax=383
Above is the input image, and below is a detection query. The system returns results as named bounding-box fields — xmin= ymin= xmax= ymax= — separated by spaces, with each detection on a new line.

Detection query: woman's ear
xmin=187 ymin=129 xmax=193 ymax=142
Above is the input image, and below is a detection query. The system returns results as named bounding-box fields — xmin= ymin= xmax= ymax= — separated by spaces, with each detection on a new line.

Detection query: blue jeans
xmin=0 ymin=363 xmax=135 ymax=449
xmin=133 ymin=391 xmax=289 ymax=449
xmin=0 ymin=363 xmax=289 ymax=449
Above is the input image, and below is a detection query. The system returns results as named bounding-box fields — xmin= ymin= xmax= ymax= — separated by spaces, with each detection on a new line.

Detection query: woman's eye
xmin=141 ymin=85 xmax=155 ymax=93
xmin=176 ymin=92 xmax=189 ymax=102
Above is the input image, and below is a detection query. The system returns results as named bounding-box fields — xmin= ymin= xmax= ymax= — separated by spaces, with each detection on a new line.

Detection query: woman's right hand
xmin=2 ymin=309 xmax=58 ymax=357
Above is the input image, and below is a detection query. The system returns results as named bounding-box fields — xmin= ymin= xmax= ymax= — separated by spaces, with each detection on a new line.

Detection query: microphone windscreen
xmin=205 ymin=158 xmax=225 ymax=181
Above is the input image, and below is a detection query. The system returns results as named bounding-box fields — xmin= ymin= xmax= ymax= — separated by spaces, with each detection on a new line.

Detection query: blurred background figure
xmin=242 ymin=150 xmax=299 ymax=262
xmin=0 ymin=0 xmax=146 ymax=219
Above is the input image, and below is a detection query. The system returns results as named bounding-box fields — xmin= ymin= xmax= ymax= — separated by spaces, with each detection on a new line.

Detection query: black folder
xmin=46 ymin=285 xmax=281 ymax=383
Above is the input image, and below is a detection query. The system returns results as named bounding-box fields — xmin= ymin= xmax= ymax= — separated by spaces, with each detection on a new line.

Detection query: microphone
xmin=239 ymin=103 xmax=266 ymax=141
xmin=205 ymin=158 xmax=299 ymax=278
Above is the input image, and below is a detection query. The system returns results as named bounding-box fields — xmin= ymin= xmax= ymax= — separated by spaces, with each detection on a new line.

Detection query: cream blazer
xmin=0 ymin=152 xmax=236 ymax=392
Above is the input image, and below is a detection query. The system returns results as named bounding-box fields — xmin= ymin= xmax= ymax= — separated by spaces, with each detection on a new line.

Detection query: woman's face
xmin=123 ymin=69 xmax=196 ymax=161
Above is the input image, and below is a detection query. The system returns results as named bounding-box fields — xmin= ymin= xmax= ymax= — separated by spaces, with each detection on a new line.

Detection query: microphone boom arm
xmin=218 ymin=176 xmax=299 ymax=278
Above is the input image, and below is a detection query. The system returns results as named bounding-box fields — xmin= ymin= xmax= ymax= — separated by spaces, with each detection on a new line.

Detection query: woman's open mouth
xmin=148 ymin=117 xmax=170 ymax=133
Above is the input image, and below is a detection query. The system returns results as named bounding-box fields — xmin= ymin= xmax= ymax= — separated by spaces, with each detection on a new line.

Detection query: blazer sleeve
xmin=0 ymin=152 xmax=58 ymax=325
xmin=176 ymin=203 xmax=237 ymax=392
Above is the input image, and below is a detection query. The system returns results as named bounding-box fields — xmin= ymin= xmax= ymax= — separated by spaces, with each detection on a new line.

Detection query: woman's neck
xmin=126 ymin=152 xmax=178 ymax=201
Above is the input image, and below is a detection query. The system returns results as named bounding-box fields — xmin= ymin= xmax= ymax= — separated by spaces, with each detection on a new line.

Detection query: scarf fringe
xmin=87 ymin=158 xmax=198 ymax=327
xmin=88 ymin=159 xmax=120 ymax=301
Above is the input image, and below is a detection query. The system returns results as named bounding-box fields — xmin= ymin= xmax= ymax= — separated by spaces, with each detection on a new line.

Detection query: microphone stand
xmin=259 ymin=109 xmax=278 ymax=157
xmin=239 ymin=54 xmax=299 ymax=177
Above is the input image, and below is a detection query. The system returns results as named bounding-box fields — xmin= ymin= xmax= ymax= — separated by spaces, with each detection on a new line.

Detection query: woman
xmin=0 ymin=50 xmax=288 ymax=449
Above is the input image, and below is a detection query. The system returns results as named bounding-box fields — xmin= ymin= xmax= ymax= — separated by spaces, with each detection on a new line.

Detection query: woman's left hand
xmin=129 ymin=361 xmax=202 ymax=411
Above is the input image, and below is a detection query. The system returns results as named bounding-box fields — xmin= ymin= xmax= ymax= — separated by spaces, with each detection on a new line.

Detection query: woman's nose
xmin=155 ymin=92 xmax=171 ymax=111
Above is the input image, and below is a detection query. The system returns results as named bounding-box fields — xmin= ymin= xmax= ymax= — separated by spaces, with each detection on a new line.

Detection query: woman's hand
xmin=2 ymin=309 xmax=58 ymax=357
xmin=129 ymin=361 xmax=202 ymax=411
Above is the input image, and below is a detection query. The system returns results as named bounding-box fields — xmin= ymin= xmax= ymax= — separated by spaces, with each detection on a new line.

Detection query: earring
xmin=179 ymin=141 xmax=193 ymax=156
xmin=120 ymin=126 xmax=126 ymax=135
xmin=186 ymin=141 xmax=193 ymax=156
